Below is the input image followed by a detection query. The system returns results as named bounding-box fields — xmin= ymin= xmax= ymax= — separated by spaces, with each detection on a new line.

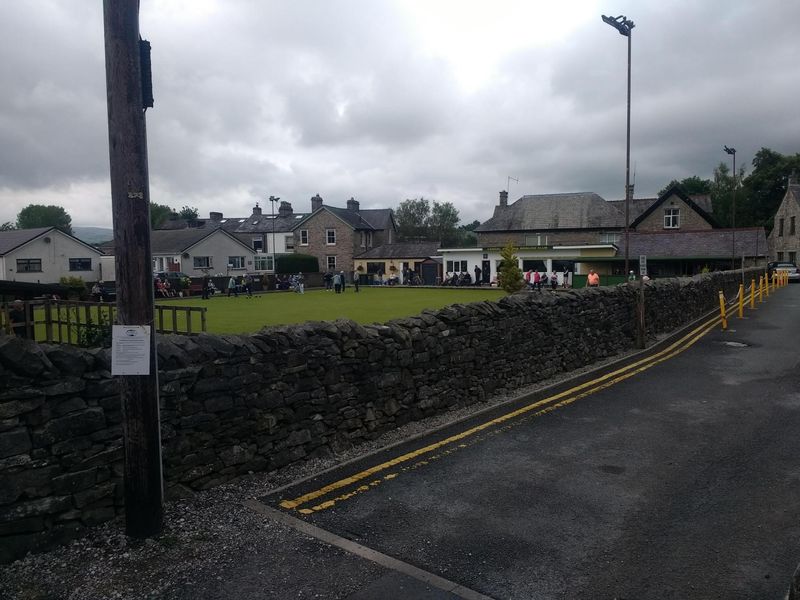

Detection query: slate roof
xmin=476 ymin=192 xmax=623 ymax=232
xmin=0 ymin=227 xmax=103 ymax=256
xmin=629 ymin=185 xmax=718 ymax=229
xmin=149 ymin=228 xmax=251 ymax=255
xmin=156 ymin=209 xmax=308 ymax=235
xmin=621 ymin=228 xmax=767 ymax=258
xmin=0 ymin=227 xmax=53 ymax=254
xmin=293 ymin=205 xmax=394 ymax=231
xmin=355 ymin=242 xmax=440 ymax=259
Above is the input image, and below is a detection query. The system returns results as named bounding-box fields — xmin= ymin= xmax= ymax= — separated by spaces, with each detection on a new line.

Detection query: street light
xmin=724 ymin=146 xmax=736 ymax=271
xmin=602 ymin=14 xmax=634 ymax=276
xmin=268 ymin=195 xmax=280 ymax=275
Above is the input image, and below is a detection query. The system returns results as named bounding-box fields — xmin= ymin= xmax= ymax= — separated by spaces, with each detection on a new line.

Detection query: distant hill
xmin=73 ymin=226 xmax=113 ymax=244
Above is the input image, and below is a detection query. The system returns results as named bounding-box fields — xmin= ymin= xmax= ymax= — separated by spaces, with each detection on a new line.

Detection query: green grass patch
xmin=162 ymin=287 xmax=506 ymax=334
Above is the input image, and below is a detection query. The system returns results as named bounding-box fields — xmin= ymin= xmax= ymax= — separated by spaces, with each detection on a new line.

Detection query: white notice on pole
xmin=111 ymin=325 xmax=151 ymax=375
xmin=639 ymin=255 xmax=647 ymax=276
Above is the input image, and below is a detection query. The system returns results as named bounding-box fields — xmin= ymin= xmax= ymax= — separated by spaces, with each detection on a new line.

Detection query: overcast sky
xmin=1 ymin=0 xmax=799 ymax=229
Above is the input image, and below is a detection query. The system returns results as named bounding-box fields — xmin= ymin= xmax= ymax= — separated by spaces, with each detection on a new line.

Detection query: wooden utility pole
xmin=103 ymin=0 xmax=163 ymax=537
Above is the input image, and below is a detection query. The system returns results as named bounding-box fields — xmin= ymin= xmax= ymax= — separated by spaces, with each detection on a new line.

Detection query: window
xmin=254 ymin=255 xmax=274 ymax=271
xmin=366 ymin=261 xmax=384 ymax=274
xmin=790 ymin=252 xmax=797 ymax=264
xmin=252 ymin=236 xmax=264 ymax=252
xmin=326 ymin=255 xmax=337 ymax=270
xmin=779 ymin=218 xmax=784 ymax=236
xmin=777 ymin=252 xmax=784 ymax=261
xmin=664 ymin=208 xmax=680 ymax=229
xmin=228 ymin=256 xmax=246 ymax=270
xmin=285 ymin=235 xmax=294 ymax=251
xmin=69 ymin=258 xmax=92 ymax=271
xmin=360 ymin=232 xmax=366 ymax=248
xmin=300 ymin=230 xmax=309 ymax=245
xmin=326 ymin=229 xmax=336 ymax=245
xmin=193 ymin=256 xmax=212 ymax=269
xmin=791 ymin=216 xmax=796 ymax=236
xmin=16 ymin=258 xmax=42 ymax=273
xmin=524 ymin=234 xmax=549 ymax=246
xmin=446 ymin=260 xmax=468 ymax=273
xmin=601 ymin=232 xmax=621 ymax=244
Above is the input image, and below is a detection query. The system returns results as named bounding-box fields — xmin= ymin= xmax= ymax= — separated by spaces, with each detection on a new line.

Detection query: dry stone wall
xmin=0 ymin=270 xmax=754 ymax=562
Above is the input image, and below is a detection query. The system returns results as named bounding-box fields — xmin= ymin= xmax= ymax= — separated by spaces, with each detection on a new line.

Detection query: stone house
xmin=0 ymin=227 xmax=103 ymax=284
xmin=767 ymin=174 xmax=800 ymax=264
xmin=291 ymin=195 xmax=396 ymax=273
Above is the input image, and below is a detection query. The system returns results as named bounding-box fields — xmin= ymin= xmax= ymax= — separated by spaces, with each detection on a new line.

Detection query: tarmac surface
xmin=257 ymin=283 xmax=800 ymax=599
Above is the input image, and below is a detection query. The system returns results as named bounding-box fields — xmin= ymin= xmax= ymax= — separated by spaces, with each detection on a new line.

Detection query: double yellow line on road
xmin=280 ymin=313 xmax=724 ymax=514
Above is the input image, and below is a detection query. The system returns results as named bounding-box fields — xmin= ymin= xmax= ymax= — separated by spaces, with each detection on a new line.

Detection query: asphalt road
xmin=261 ymin=283 xmax=800 ymax=599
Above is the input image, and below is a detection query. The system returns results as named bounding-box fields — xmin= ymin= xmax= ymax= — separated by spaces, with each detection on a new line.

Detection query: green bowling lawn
xmin=162 ymin=286 xmax=506 ymax=334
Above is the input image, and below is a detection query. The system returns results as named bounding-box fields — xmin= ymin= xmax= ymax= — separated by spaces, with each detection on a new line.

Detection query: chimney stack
xmin=311 ymin=194 xmax=323 ymax=212
xmin=499 ymin=190 xmax=508 ymax=208
xmin=209 ymin=211 xmax=223 ymax=222
xmin=789 ymin=170 xmax=799 ymax=186
xmin=251 ymin=203 xmax=262 ymax=217
xmin=278 ymin=201 xmax=293 ymax=217
xmin=347 ymin=197 xmax=360 ymax=212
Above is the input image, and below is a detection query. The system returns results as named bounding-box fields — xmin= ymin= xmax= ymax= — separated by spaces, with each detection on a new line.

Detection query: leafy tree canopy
xmin=150 ymin=202 xmax=174 ymax=229
xmin=658 ymin=176 xmax=712 ymax=197
xmin=178 ymin=206 xmax=199 ymax=220
xmin=16 ymin=204 xmax=72 ymax=234
xmin=394 ymin=197 xmax=474 ymax=246
xmin=0 ymin=221 xmax=16 ymax=231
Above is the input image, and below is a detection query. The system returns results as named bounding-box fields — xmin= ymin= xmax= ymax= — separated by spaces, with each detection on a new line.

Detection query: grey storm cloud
xmin=1 ymin=0 xmax=799 ymax=227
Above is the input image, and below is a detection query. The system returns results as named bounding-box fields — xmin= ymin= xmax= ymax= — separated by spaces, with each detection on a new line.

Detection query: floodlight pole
xmin=602 ymin=14 xmax=634 ymax=276
xmin=103 ymin=0 xmax=163 ymax=537
xmin=724 ymin=145 xmax=736 ymax=272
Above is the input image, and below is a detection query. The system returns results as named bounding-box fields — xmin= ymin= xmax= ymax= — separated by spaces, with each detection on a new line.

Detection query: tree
xmin=738 ymin=148 xmax=800 ymax=231
xmin=149 ymin=202 xmax=174 ymax=229
xmin=395 ymin=198 xmax=431 ymax=241
xmin=178 ymin=206 xmax=199 ymax=221
xmin=0 ymin=222 xmax=16 ymax=231
xmin=497 ymin=241 xmax=525 ymax=294
xmin=16 ymin=204 xmax=72 ymax=234
xmin=428 ymin=201 xmax=460 ymax=243
xmin=658 ymin=176 xmax=712 ymax=197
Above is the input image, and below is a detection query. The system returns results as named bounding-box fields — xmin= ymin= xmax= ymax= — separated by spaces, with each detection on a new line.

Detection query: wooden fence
xmin=0 ymin=300 xmax=207 ymax=347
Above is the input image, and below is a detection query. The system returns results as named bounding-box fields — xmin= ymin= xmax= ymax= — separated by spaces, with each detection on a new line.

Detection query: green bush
xmin=497 ymin=242 xmax=525 ymax=294
xmin=59 ymin=276 xmax=89 ymax=300
xmin=276 ymin=253 xmax=319 ymax=274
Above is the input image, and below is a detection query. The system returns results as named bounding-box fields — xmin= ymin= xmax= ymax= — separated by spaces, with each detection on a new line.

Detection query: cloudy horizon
xmin=1 ymin=0 xmax=799 ymax=229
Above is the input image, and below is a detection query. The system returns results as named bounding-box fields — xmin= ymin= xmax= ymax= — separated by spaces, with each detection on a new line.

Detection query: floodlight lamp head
xmin=724 ymin=145 xmax=736 ymax=155
xmin=601 ymin=14 xmax=634 ymax=36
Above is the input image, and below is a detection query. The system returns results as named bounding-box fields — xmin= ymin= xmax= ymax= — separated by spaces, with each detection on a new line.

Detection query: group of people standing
xmin=525 ymin=268 xmax=566 ymax=291
xmin=323 ymin=270 xmax=359 ymax=294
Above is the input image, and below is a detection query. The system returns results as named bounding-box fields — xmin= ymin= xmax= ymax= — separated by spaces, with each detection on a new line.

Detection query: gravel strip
xmin=0 ymin=342 xmax=654 ymax=600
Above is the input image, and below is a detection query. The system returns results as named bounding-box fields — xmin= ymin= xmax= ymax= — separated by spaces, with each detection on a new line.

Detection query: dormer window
xmin=664 ymin=208 xmax=680 ymax=229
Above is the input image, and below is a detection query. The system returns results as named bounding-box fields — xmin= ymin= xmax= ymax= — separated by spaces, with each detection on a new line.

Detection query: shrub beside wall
xmin=0 ymin=270 xmax=754 ymax=562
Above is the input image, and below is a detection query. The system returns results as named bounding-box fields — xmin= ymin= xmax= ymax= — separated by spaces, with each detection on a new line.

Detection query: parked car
xmin=153 ymin=271 xmax=190 ymax=281
xmin=767 ymin=262 xmax=800 ymax=282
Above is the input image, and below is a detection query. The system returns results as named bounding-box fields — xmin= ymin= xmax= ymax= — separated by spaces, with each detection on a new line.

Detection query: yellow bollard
xmin=718 ymin=291 xmax=727 ymax=330
xmin=772 ymin=273 xmax=777 ymax=292
xmin=750 ymin=278 xmax=755 ymax=309
xmin=765 ymin=274 xmax=770 ymax=297
xmin=738 ymin=283 xmax=744 ymax=318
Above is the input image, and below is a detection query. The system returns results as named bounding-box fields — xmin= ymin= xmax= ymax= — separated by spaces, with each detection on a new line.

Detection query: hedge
xmin=276 ymin=253 xmax=319 ymax=274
